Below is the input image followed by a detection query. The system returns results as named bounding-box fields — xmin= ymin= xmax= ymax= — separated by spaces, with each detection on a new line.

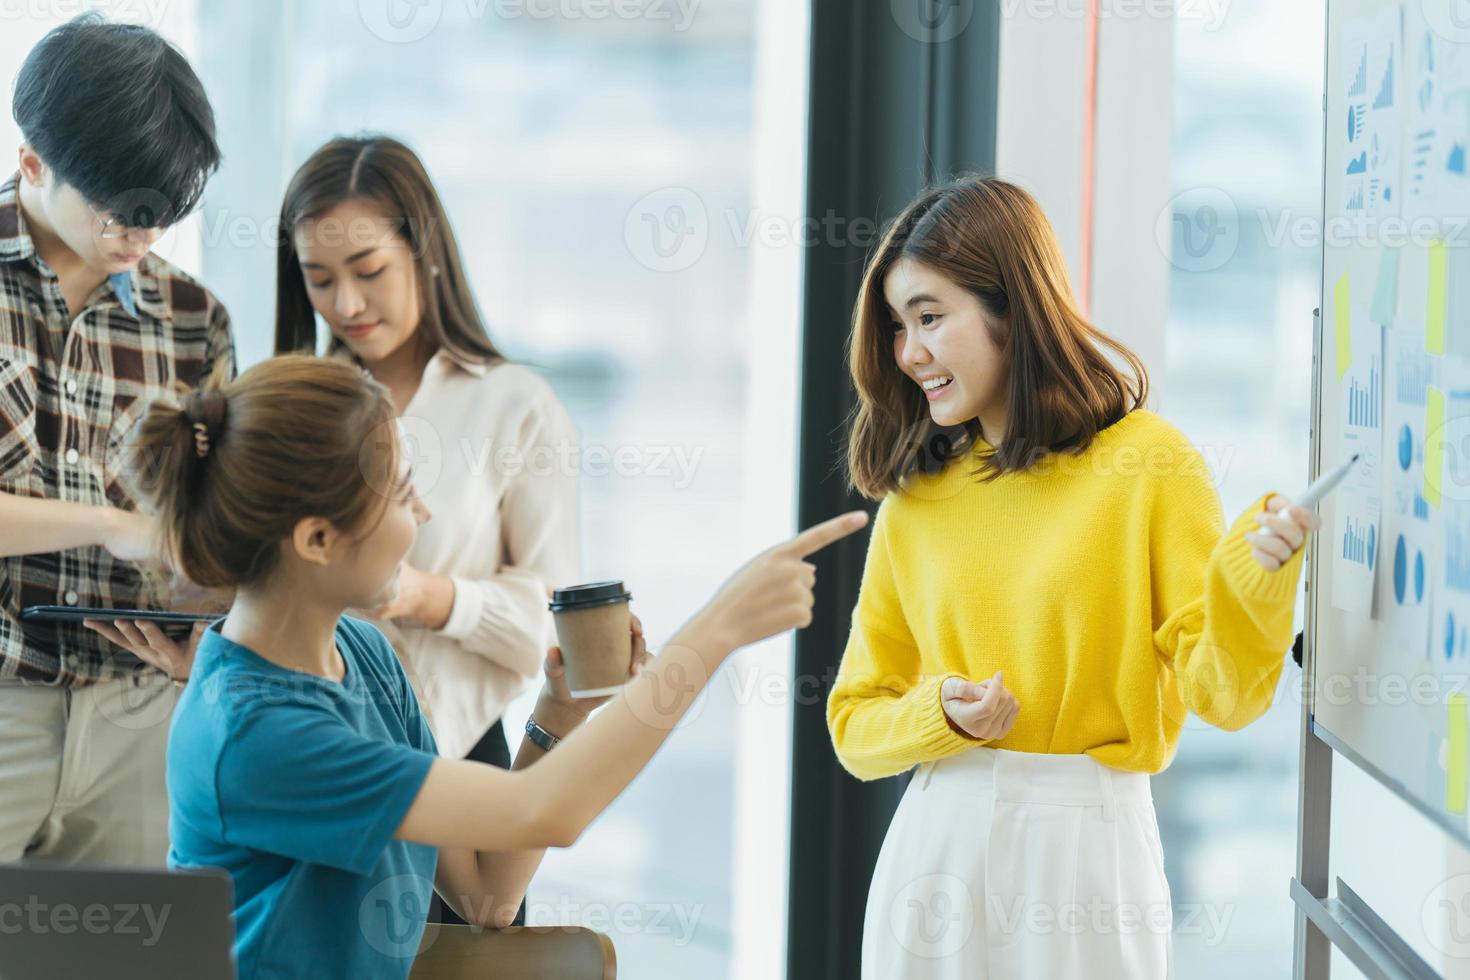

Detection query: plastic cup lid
xmin=548 ymin=581 xmax=632 ymax=612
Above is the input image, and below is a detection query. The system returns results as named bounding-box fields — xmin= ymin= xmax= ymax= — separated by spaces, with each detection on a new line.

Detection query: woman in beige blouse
xmin=272 ymin=136 xmax=580 ymax=923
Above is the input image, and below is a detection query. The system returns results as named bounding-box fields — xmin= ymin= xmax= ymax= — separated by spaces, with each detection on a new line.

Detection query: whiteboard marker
xmin=1255 ymin=453 xmax=1360 ymax=542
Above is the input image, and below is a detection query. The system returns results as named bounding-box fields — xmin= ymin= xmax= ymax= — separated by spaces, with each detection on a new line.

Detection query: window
xmin=1159 ymin=3 xmax=1325 ymax=975
xmin=193 ymin=1 xmax=808 ymax=974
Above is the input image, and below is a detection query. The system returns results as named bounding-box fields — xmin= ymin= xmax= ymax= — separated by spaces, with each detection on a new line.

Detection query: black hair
xmin=11 ymin=13 xmax=221 ymax=228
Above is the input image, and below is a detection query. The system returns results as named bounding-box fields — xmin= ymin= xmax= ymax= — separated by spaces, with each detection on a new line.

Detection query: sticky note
xmin=1334 ymin=272 xmax=1352 ymax=382
xmin=1429 ymin=240 xmax=1447 ymax=355
xmin=1449 ymin=693 xmax=1467 ymax=814
xmin=1427 ymin=386 xmax=1445 ymax=508
xmin=1371 ymin=246 xmax=1400 ymax=325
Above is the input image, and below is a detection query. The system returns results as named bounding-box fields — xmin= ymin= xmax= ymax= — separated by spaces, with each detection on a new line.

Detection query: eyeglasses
xmin=88 ymin=202 xmax=163 ymax=240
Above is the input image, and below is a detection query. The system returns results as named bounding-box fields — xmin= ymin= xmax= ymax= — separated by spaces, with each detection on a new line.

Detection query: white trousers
xmin=863 ymin=748 xmax=1174 ymax=980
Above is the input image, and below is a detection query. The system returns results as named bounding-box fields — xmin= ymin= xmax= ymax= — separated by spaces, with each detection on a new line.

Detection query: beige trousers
xmin=0 ymin=671 xmax=178 ymax=866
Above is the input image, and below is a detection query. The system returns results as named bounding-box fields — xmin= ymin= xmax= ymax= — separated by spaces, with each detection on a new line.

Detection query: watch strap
xmin=525 ymin=714 xmax=562 ymax=752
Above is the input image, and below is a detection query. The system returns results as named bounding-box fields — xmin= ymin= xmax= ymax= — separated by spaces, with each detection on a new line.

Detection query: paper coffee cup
xmin=549 ymin=581 xmax=633 ymax=698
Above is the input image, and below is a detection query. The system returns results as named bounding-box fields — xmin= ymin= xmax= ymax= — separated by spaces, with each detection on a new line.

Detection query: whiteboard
xmin=1311 ymin=0 xmax=1470 ymax=844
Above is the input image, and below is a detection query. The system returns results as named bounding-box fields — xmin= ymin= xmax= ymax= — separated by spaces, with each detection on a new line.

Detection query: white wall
xmin=193 ymin=0 xmax=296 ymax=370
xmin=993 ymin=1 xmax=1175 ymax=397
xmin=729 ymin=1 xmax=808 ymax=975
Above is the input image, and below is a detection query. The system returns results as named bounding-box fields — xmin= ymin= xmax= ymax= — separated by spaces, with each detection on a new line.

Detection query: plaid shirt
xmin=0 ymin=174 xmax=235 ymax=686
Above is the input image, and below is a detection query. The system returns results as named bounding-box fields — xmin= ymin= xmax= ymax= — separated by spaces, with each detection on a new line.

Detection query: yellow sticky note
xmin=1427 ymin=386 xmax=1445 ymax=508
xmin=1334 ymin=272 xmax=1352 ymax=382
xmin=1449 ymin=693 xmax=1467 ymax=814
xmin=1429 ymin=240 xmax=1447 ymax=356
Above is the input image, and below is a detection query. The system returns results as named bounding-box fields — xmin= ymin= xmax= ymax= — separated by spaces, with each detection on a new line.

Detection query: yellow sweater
xmin=827 ymin=409 xmax=1305 ymax=779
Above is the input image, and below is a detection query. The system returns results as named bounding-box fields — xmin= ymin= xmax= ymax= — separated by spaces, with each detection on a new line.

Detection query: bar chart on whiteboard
xmin=1313 ymin=0 xmax=1470 ymax=843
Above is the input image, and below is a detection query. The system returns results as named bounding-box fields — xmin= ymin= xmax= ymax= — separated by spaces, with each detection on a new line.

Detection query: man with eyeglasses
xmin=0 ymin=14 xmax=234 ymax=867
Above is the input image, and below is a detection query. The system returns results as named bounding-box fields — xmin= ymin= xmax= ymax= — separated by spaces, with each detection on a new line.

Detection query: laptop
xmin=0 ymin=863 xmax=235 ymax=980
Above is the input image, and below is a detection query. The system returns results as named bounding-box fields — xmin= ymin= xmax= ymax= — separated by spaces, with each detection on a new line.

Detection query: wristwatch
xmin=524 ymin=715 xmax=562 ymax=752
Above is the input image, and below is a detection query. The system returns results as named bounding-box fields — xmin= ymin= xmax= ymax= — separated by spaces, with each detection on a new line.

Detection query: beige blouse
xmin=373 ymin=349 xmax=580 ymax=759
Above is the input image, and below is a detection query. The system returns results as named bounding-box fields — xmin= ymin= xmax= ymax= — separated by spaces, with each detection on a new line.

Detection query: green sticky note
xmin=1334 ymin=272 xmax=1352 ymax=382
xmin=1371 ymin=246 xmax=1400 ymax=325
xmin=1427 ymin=386 xmax=1446 ymax=508
xmin=1450 ymin=693 xmax=1467 ymax=814
xmin=1429 ymin=240 xmax=1447 ymax=355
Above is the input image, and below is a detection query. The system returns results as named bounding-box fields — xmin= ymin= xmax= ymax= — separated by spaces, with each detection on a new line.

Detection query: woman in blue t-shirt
xmin=89 ymin=353 xmax=865 ymax=979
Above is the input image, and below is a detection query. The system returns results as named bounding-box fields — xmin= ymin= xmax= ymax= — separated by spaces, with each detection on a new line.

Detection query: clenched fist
xmin=941 ymin=670 xmax=1020 ymax=742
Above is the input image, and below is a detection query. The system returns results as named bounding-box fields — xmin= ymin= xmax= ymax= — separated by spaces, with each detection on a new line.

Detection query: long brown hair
xmin=846 ymin=175 xmax=1148 ymax=499
xmin=126 ymin=354 xmax=400 ymax=590
xmin=273 ymin=135 xmax=504 ymax=364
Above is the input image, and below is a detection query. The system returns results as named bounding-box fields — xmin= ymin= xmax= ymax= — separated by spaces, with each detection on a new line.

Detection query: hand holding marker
xmin=1246 ymin=454 xmax=1357 ymax=570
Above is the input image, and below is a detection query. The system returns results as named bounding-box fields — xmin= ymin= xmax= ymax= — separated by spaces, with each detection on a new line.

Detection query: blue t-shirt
xmin=168 ymin=615 xmax=440 ymax=979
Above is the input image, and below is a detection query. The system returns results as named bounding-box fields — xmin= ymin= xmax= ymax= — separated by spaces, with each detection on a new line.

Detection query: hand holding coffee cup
xmin=542 ymin=613 xmax=651 ymax=716
xmin=549 ymin=582 xmax=642 ymax=699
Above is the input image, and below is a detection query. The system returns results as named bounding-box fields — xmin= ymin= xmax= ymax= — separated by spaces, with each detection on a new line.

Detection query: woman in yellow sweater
xmin=827 ymin=176 xmax=1320 ymax=979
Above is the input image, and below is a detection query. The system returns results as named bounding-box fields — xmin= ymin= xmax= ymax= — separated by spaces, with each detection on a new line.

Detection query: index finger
xmin=973 ymin=675 xmax=1005 ymax=719
xmin=82 ymin=620 xmax=126 ymax=645
xmin=1287 ymin=505 xmax=1321 ymax=531
xmin=780 ymin=511 xmax=869 ymax=559
xmin=134 ymin=619 xmax=171 ymax=645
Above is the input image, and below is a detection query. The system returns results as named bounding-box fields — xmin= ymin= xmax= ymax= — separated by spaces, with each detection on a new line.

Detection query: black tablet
xmin=20 ymin=605 xmax=219 ymax=625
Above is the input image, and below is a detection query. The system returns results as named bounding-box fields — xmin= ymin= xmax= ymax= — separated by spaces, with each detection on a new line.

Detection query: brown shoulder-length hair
xmin=273 ymin=134 xmax=504 ymax=364
xmin=846 ymin=175 xmax=1149 ymax=499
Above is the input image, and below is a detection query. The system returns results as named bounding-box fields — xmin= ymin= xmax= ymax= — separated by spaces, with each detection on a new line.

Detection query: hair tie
xmin=192 ymin=421 xmax=211 ymax=459
xmin=182 ymin=388 xmax=228 ymax=462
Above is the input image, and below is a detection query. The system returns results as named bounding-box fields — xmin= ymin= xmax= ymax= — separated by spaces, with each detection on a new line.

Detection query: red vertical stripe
xmin=1080 ymin=0 xmax=1100 ymax=317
